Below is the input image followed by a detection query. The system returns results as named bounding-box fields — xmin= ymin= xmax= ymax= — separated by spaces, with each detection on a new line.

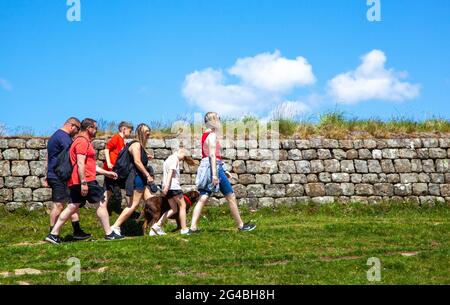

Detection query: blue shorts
xmin=134 ymin=174 xmax=146 ymax=191
xmin=199 ymin=162 xmax=234 ymax=197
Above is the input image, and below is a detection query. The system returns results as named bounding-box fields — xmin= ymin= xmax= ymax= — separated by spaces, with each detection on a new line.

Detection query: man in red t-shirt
xmin=103 ymin=121 xmax=133 ymax=215
xmin=45 ymin=118 xmax=124 ymax=244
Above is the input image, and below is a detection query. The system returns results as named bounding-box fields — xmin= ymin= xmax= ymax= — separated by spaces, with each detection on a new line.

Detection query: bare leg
xmin=50 ymin=203 xmax=80 ymax=226
xmin=189 ymin=194 xmax=209 ymax=231
xmin=155 ymin=198 xmax=178 ymax=227
xmin=174 ymin=196 xmax=188 ymax=231
xmin=225 ymin=193 xmax=244 ymax=229
xmin=96 ymin=199 xmax=112 ymax=235
xmin=50 ymin=203 xmax=80 ymax=236
xmin=112 ymin=190 xmax=143 ymax=228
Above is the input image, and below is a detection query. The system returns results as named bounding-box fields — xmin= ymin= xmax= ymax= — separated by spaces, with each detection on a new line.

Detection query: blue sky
xmin=0 ymin=0 xmax=449 ymax=135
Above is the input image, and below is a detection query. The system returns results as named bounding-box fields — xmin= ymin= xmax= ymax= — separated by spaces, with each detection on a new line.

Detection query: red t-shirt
xmin=68 ymin=136 xmax=97 ymax=187
xmin=103 ymin=134 xmax=125 ymax=170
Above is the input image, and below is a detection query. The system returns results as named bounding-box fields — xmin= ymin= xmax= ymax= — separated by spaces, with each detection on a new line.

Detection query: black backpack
xmin=113 ymin=140 xmax=138 ymax=180
xmin=54 ymin=137 xmax=90 ymax=182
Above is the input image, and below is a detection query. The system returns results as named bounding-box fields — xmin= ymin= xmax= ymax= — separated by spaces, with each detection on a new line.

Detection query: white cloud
xmin=182 ymin=50 xmax=316 ymax=116
xmin=228 ymin=50 xmax=316 ymax=92
xmin=0 ymin=78 xmax=12 ymax=91
xmin=327 ymin=49 xmax=420 ymax=104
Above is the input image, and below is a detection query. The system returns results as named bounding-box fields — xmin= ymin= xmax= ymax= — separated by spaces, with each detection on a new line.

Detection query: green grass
xmin=0 ymin=202 xmax=449 ymax=285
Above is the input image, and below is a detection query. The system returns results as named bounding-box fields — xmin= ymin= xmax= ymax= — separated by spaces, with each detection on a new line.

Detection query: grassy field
xmin=0 ymin=202 xmax=449 ymax=285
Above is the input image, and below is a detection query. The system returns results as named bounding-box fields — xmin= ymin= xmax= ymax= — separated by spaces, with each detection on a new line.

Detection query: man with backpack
xmin=45 ymin=118 xmax=124 ymax=244
xmin=45 ymin=117 xmax=91 ymax=240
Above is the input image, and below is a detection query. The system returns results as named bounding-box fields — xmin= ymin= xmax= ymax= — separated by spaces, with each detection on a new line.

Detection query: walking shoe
xmin=73 ymin=230 xmax=92 ymax=241
xmin=151 ymin=225 xmax=166 ymax=236
xmin=239 ymin=223 xmax=256 ymax=232
xmin=180 ymin=228 xmax=190 ymax=235
xmin=45 ymin=234 xmax=62 ymax=245
xmin=187 ymin=228 xmax=201 ymax=235
xmin=111 ymin=226 xmax=121 ymax=236
xmin=105 ymin=231 xmax=124 ymax=241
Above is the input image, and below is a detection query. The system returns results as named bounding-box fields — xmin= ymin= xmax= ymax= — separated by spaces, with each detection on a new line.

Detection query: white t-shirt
xmin=162 ymin=154 xmax=182 ymax=190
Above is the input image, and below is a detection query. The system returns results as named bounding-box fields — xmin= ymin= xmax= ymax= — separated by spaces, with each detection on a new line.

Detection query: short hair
xmin=80 ymin=118 xmax=97 ymax=131
xmin=65 ymin=117 xmax=80 ymax=125
xmin=118 ymin=121 xmax=134 ymax=131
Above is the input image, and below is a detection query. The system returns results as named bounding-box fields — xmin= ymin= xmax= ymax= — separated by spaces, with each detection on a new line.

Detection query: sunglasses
xmin=72 ymin=124 xmax=81 ymax=131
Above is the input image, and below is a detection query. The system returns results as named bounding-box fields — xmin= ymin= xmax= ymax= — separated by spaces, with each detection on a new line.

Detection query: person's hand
xmin=212 ymin=175 xmax=219 ymax=186
xmin=42 ymin=178 xmax=49 ymax=188
xmin=81 ymin=184 xmax=89 ymax=197
xmin=162 ymin=187 xmax=169 ymax=196
xmin=225 ymin=171 xmax=232 ymax=179
xmin=106 ymin=171 xmax=118 ymax=180
xmin=146 ymin=174 xmax=154 ymax=184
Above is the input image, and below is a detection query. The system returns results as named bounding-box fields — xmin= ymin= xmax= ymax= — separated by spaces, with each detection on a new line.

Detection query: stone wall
xmin=1 ymin=136 xmax=450 ymax=211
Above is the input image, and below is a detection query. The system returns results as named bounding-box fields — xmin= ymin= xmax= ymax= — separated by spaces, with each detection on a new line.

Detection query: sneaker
xmin=45 ymin=234 xmax=62 ymax=245
xmin=105 ymin=231 xmax=124 ymax=241
xmin=73 ymin=230 xmax=92 ymax=241
xmin=111 ymin=226 xmax=121 ymax=236
xmin=149 ymin=229 xmax=157 ymax=236
xmin=239 ymin=223 xmax=256 ymax=232
xmin=151 ymin=225 xmax=166 ymax=236
xmin=180 ymin=228 xmax=190 ymax=235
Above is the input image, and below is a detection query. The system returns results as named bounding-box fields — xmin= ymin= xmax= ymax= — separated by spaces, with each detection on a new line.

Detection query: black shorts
xmin=69 ymin=181 xmax=105 ymax=206
xmin=104 ymin=176 xmax=125 ymax=192
xmin=47 ymin=178 xmax=70 ymax=203
xmin=166 ymin=189 xmax=183 ymax=199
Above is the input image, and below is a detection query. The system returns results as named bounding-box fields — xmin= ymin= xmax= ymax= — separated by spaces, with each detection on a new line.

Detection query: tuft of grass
xmin=0 ymin=202 xmax=449 ymax=284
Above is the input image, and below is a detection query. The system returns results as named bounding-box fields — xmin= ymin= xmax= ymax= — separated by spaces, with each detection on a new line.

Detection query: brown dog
xmin=141 ymin=190 xmax=200 ymax=234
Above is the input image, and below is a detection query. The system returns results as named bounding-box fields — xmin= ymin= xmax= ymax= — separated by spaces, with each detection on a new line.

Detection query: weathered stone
xmin=440 ymin=184 xmax=450 ymax=197
xmin=0 ymin=177 xmax=3 ymax=188
xmin=153 ymin=149 xmax=172 ymax=159
xmin=249 ymin=149 xmax=273 ymax=160
xmin=323 ymin=159 xmax=340 ymax=172
xmin=311 ymin=196 xmax=335 ymax=204
xmin=439 ymin=138 xmax=450 ymax=148
xmin=246 ymin=184 xmax=265 ymax=198
xmin=353 ymin=139 xmax=364 ymax=149
xmin=435 ymin=159 xmax=450 ymax=173
xmin=382 ymin=149 xmax=399 ymax=159
xmin=380 ymin=160 xmax=395 ymax=173
xmin=430 ymin=173 xmax=444 ymax=183
xmin=338 ymin=140 xmax=353 ymax=149
xmin=350 ymin=174 xmax=362 ymax=183
xmin=417 ymin=148 xmax=429 ymax=159
xmin=238 ymin=174 xmax=256 ymax=185
xmin=306 ymin=174 xmax=317 ymax=183
xmin=341 ymin=183 xmax=355 ymax=196
xmin=346 ymin=149 xmax=358 ymax=159
xmin=422 ymin=160 xmax=435 ymax=172
xmin=0 ymin=139 xmax=8 ymax=149
xmin=261 ymin=160 xmax=278 ymax=174
xmin=233 ymin=184 xmax=247 ymax=198
xmin=92 ymin=140 xmax=105 ymax=150
xmin=429 ymin=148 xmax=447 ymax=159
xmin=271 ymin=174 xmax=290 ymax=184
xmin=20 ymin=149 xmax=39 ymax=160
xmin=287 ymin=149 xmax=302 ymax=161
xmin=394 ymin=159 xmax=411 ymax=173
xmin=325 ymin=183 xmax=342 ymax=196
xmin=362 ymin=174 xmax=379 ymax=184
xmin=332 ymin=149 xmax=346 ymax=160
xmin=33 ymin=188 xmax=52 ymax=201
xmin=26 ymin=138 xmax=46 ymax=149
xmin=309 ymin=138 xmax=322 ymax=148
xmin=11 ymin=161 xmax=30 ymax=176
xmin=422 ymin=138 xmax=439 ymax=148
xmin=150 ymin=160 xmax=164 ymax=174
xmin=223 ymin=149 xmax=236 ymax=160
xmin=14 ymin=188 xmax=32 ymax=201
xmin=411 ymin=159 xmax=422 ymax=172
xmin=355 ymin=183 xmax=374 ymax=196
xmin=29 ymin=161 xmax=46 ymax=177
xmin=340 ymin=160 xmax=355 ymax=173
xmin=8 ymin=139 xmax=26 ymax=148
xmin=295 ymin=140 xmax=310 ymax=149
xmin=419 ymin=173 xmax=431 ymax=183
xmin=374 ymin=183 xmax=394 ymax=196
xmin=281 ymin=140 xmax=296 ymax=149
xmin=5 ymin=202 xmax=24 ymax=211
xmin=322 ymin=139 xmax=339 ymax=149
xmin=258 ymin=197 xmax=275 ymax=208
xmin=310 ymin=160 xmax=324 ymax=173
xmin=317 ymin=149 xmax=331 ymax=159
xmin=265 ymin=185 xmax=286 ymax=198
xmin=429 ymin=184 xmax=441 ymax=196
xmin=358 ymin=149 xmax=372 ymax=159
xmin=363 ymin=139 xmax=377 ymax=149
xmin=246 ymin=161 xmax=262 ymax=174
xmin=0 ymin=161 xmax=11 ymax=176
xmin=295 ymin=161 xmax=311 ymax=174
xmin=291 ymin=174 xmax=307 ymax=184
xmin=232 ymin=160 xmax=246 ymax=174
xmin=3 ymin=148 xmax=20 ymax=160
xmin=255 ymin=174 xmax=271 ymax=185
xmin=354 ymin=160 xmax=368 ymax=173
xmin=27 ymin=202 xmax=44 ymax=211
xmin=394 ymin=184 xmax=412 ymax=196
xmin=331 ymin=173 xmax=350 ymax=183
xmin=0 ymin=188 xmax=13 ymax=202
xmin=39 ymin=149 xmax=47 ymax=161
xmin=372 ymin=149 xmax=382 ymax=159
xmin=304 ymin=183 xmax=325 ymax=197
xmin=319 ymin=172 xmax=331 ymax=182
xmin=398 ymin=149 xmax=417 ymax=159
xmin=147 ymin=139 xmax=165 ymax=148
xmin=412 ymin=183 xmax=428 ymax=196
xmin=400 ymin=173 xmax=419 ymax=184
xmin=5 ymin=177 xmax=23 ymax=188
xmin=387 ymin=174 xmax=400 ymax=183
xmin=302 ymin=149 xmax=317 ymax=160
xmin=278 ymin=161 xmax=296 ymax=173
xmin=378 ymin=173 xmax=388 ymax=183
xmin=180 ymin=174 xmax=192 ymax=185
